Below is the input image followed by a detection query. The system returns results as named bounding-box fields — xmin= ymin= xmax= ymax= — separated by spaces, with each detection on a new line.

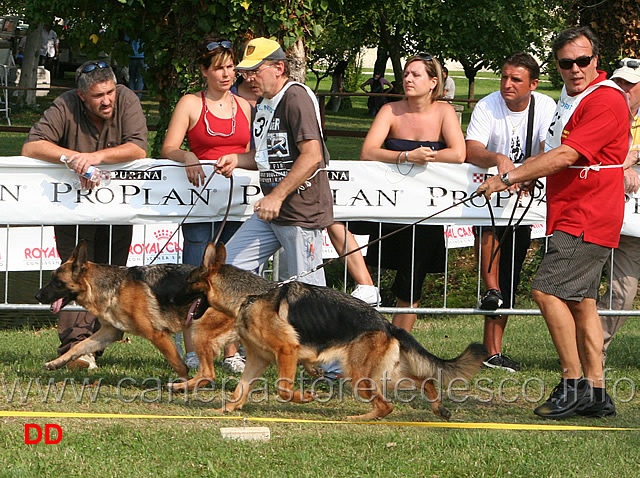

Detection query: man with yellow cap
xmin=216 ymin=38 xmax=333 ymax=286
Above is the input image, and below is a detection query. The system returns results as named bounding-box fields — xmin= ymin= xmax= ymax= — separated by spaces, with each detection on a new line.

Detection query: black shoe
xmin=534 ymin=379 xmax=594 ymax=419
xmin=483 ymin=353 xmax=521 ymax=372
xmin=576 ymin=392 xmax=617 ymax=417
xmin=479 ymin=289 xmax=503 ymax=311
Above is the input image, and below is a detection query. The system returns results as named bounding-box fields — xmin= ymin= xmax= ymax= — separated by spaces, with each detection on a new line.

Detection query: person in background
xmin=359 ymin=53 xmax=465 ymax=333
xmin=23 ymin=60 xmax=147 ymax=369
xmin=326 ymin=223 xmax=381 ymax=306
xmin=597 ymin=58 xmax=640 ymax=361
xmin=40 ymin=23 xmax=59 ymax=72
xmin=360 ymin=70 xmax=392 ymax=117
xmin=161 ymin=37 xmax=252 ymax=374
xmin=442 ymin=66 xmax=456 ymax=100
xmin=465 ymin=52 xmax=556 ymax=372
xmin=477 ymin=27 xmax=628 ymax=418
xmin=128 ymin=37 xmax=145 ymax=100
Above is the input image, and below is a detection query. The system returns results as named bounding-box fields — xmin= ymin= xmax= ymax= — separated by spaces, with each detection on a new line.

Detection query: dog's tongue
xmin=186 ymin=299 xmax=201 ymax=326
xmin=51 ymin=298 xmax=64 ymax=314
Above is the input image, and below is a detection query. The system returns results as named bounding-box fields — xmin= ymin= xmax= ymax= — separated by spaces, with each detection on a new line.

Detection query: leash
xmin=142 ymin=161 xmax=233 ymax=264
xmin=485 ymin=183 xmax=538 ymax=274
xmin=278 ymin=191 xmax=485 ymax=286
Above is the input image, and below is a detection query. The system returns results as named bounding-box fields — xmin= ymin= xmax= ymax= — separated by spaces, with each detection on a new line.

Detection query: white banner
xmin=1 ymin=157 xmax=547 ymax=226
xmin=2 ymin=157 xmax=638 ymax=272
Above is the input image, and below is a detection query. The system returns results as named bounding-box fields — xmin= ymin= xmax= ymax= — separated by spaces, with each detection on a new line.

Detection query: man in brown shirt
xmin=23 ymin=60 xmax=147 ymax=369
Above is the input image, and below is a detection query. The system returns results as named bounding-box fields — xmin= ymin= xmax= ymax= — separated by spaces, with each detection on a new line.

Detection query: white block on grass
xmin=220 ymin=427 xmax=270 ymax=441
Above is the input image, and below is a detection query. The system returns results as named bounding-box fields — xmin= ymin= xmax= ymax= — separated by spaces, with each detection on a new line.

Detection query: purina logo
xmin=153 ymin=229 xmax=173 ymax=242
xmin=110 ymin=170 xmax=162 ymax=181
xmin=327 ymin=170 xmax=350 ymax=181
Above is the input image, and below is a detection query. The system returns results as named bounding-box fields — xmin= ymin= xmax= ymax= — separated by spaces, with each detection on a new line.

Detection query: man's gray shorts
xmin=532 ymin=231 xmax=610 ymax=301
xmin=224 ymin=213 xmax=326 ymax=286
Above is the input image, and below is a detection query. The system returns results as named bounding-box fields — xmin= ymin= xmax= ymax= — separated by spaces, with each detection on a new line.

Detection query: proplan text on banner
xmin=1 ymin=157 xmax=548 ymax=226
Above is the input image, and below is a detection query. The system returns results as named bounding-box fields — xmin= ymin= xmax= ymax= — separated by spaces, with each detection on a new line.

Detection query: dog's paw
xmin=436 ymin=404 xmax=452 ymax=420
xmin=44 ymin=361 xmax=59 ymax=371
xmin=167 ymin=382 xmax=186 ymax=393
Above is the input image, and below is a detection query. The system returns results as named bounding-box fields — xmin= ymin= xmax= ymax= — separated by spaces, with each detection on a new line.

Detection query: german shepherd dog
xmin=190 ymin=242 xmax=487 ymax=420
xmin=34 ymin=240 xmax=235 ymax=391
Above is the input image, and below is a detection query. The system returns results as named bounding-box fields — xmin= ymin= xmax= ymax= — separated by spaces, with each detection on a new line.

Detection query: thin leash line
xmin=279 ymin=191 xmax=484 ymax=285
xmin=1 ymin=410 xmax=634 ymax=431
xmin=486 ymin=182 xmax=539 ymax=275
xmin=141 ymin=162 xmax=232 ymax=264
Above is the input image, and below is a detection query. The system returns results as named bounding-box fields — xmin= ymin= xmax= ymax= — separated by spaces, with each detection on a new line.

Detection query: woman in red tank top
xmin=161 ymin=37 xmax=252 ymax=373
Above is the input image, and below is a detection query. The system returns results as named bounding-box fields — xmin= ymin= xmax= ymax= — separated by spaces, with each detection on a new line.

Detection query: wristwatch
xmin=500 ymin=172 xmax=513 ymax=187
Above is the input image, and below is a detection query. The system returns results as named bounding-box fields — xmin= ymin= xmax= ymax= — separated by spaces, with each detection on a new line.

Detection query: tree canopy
xmin=4 ymin=0 xmax=639 ymax=124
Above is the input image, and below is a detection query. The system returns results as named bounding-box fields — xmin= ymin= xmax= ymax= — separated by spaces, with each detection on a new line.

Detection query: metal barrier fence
xmin=1 ymin=222 xmax=637 ymax=320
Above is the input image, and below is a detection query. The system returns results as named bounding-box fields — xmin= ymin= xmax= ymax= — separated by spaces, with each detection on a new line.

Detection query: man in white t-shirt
xmin=443 ymin=66 xmax=456 ymax=100
xmin=465 ymin=52 xmax=556 ymax=372
xmin=40 ymin=24 xmax=59 ymax=71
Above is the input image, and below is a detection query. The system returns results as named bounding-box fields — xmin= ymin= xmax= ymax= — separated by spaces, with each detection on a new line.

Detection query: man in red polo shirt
xmin=477 ymin=26 xmax=629 ymax=418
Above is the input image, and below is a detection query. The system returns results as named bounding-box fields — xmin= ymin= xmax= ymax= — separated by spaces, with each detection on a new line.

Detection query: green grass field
xmin=0 ymin=315 xmax=639 ymax=477
xmin=3 ymin=73 xmax=639 ymax=477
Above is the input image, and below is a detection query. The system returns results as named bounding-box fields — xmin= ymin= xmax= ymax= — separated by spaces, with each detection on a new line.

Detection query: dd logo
xmin=24 ymin=424 xmax=63 ymax=444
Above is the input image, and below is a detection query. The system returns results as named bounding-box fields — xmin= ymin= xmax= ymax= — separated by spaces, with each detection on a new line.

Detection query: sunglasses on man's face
xmin=557 ymin=55 xmax=594 ymax=70
xmin=206 ymin=40 xmax=232 ymax=51
xmin=618 ymin=59 xmax=640 ymax=69
xmin=81 ymin=61 xmax=110 ymax=74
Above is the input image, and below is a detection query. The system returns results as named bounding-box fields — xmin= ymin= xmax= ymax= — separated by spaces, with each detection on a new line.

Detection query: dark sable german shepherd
xmin=190 ymin=242 xmax=487 ymax=420
xmin=34 ymin=240 xmax=235 ymax=391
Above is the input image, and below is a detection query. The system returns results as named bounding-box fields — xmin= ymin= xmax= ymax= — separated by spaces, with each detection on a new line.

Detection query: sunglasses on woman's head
xmin=557 ymin=55 xmax=594 ymax=70
xmin=206 ymin=40 xmax=233 ymax=51
xmin=81 ymin=61 xmax=110 ymax=74
xmin=418 ymin=52 xmax=434 ymax=61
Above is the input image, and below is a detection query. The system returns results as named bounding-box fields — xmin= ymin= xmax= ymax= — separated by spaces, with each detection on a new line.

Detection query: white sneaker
xmin=222 ymin=353 xmax=246 ymax=374
xmin=68 ymin=353 xmax=98 ymax=370
xmin=351 ymin=284 xmax=381 ymax=306
xmin=185 ymin=351 xmax=200 ymax=370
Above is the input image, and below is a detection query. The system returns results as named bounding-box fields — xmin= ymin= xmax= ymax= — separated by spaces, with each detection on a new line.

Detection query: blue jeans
xmin=182 ymin=221 xmax=242 ymax=266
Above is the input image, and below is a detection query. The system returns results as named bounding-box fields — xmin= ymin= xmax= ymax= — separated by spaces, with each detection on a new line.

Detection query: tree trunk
xmin=461 ymin=60 xmax=479 ymax=100
xmin=16 ymin=23 xmax=43 ymax=107
xmin=378 ymin=18 xmax=403 ymax=92
xmin=287 ymin=37 xmax=306 ymax=83
xmin=373 ymin=46 xmax=388 ymax=75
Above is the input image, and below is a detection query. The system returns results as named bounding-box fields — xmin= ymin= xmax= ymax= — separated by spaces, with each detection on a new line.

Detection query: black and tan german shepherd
xmin=189 ymin=242 xmax=487 ymax=420
xmin=34 ymin=240 xmax=235 ymax=391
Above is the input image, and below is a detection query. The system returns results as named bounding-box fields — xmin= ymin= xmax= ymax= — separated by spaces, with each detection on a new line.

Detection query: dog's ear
xmin=68 ymin=239 xmax=87 ymax=264
xmin=202 ymin=241 xmax=227 ymax=268
xmin=215 ymin=242 xmax=227 ymax=265
xmin=202 ymin=242 xmax=216 ymax=268
xmin=71 ymin=240 xmax=89 ymax=281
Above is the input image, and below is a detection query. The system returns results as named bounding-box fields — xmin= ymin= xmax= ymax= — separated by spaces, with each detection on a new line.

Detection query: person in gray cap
xmin=598 ymin=58 xmax=640 ymax=360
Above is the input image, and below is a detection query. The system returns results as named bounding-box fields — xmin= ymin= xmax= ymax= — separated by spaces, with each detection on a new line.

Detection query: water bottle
xmin=82 ymin=165 xmax=112 ymax=183
xmin=60 ymin=155 xmax=112 ymax=184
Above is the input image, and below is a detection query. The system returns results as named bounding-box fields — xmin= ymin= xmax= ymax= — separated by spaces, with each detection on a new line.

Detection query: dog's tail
xmin=392 ymin=327 xmax=487 ymax=387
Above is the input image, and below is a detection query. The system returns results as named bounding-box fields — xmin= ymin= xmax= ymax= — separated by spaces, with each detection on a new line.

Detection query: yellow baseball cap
xmin=235 ymin=37 xmax=286 ymax=70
